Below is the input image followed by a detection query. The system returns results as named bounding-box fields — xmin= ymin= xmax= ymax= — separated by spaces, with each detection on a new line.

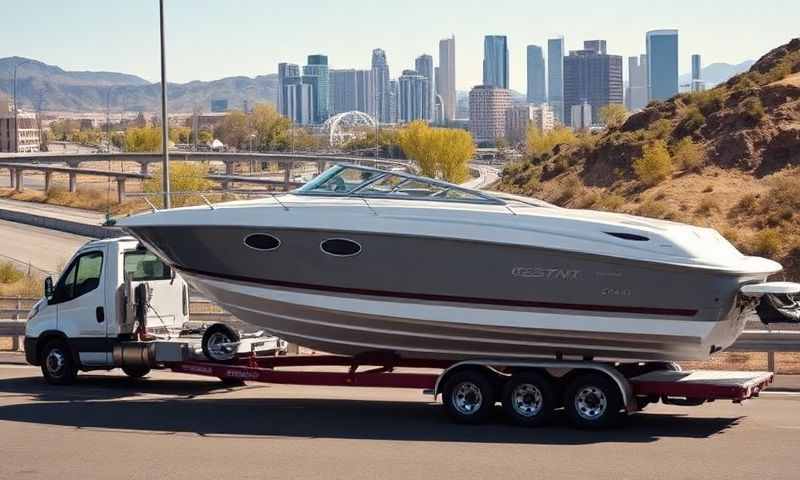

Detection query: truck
xmin=24 ymin=237 xmax=775 ymax=429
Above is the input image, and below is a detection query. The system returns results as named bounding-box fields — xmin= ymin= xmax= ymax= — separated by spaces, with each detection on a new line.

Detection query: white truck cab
xmin=25 ymin=236 xmax=284 ymax=384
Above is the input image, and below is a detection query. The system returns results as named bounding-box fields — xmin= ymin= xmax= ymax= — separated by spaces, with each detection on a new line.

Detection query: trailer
xmin=23 ymin=237 xmax=775 ymax=429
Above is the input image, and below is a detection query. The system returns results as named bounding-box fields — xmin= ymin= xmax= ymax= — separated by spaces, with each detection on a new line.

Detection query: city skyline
xmin=1 ymin=1 xmax=797 ymax=92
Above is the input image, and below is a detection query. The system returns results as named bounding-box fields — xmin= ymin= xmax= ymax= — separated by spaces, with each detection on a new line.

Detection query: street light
xmin=13 ymin=59 xmax=33 ymax=153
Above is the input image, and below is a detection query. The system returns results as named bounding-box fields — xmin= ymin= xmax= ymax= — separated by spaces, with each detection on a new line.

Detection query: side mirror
xmin=44 ymin=276 xmax=54 ymax=299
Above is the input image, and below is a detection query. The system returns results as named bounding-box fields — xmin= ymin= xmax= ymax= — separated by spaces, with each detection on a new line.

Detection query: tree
xmin=125 ymin=127 xmax=161 ymax=152
xmin=599 ymin=104 xmax=628 ymax=128
xmin=633 ymin=140 xmax=673 ymax=186
xmin=250 ymin=103 xmax=291 ymax=151
xmin=197 ymin=130 xmax=213 ymax=144
xmin=397 ymin=121 xmax=474 ymax=183
xmin=169 ymin=126 xmax=192 ymax=144
xmin=398 ymin=121 xmax=438 ymax=176
xmin=215 ymin=111 xmax=251 ymax=149
xmin=143 ymin=162 xmax=214 ymax=208
xmin=672 ymin=137 xmax=705 ymax=172
xmin=526 ymin=127 xmax=577 ymax=160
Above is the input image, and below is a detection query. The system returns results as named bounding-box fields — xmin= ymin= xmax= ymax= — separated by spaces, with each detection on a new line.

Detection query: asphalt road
xmin=0 ymin=219 xmax=88 ymax=274
xmin=0 ymin=365 xmax=798 ymax=480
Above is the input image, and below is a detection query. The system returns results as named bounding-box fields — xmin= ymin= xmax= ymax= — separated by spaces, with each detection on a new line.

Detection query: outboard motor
xmin=756 ymin=293 xmax=800 ymax=324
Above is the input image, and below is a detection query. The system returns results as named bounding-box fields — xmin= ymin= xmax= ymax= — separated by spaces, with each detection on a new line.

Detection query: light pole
xmin=158 ymin=0 xmax=171 ymax=208
xmin=13 ymin=59 xmax=33 ymax=153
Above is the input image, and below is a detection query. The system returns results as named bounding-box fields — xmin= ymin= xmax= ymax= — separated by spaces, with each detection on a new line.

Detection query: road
xmin=0 ymin=219 xmax=88 ymax=274
xmin=0 ymin=365 xmax=798 ymax=480
xmin=462 ymin=164 xmax=500 ymax=190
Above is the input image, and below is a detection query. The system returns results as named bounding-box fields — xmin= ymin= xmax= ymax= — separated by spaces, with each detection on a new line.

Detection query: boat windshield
xmin=295 ymin=165 xmax=504 ymax=205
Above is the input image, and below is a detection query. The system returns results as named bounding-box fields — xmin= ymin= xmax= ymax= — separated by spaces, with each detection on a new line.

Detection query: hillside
xmin=498 ymin=38 xmax=800 ymax=279
xmin=0 ymin=56 xmax=278 ymax=112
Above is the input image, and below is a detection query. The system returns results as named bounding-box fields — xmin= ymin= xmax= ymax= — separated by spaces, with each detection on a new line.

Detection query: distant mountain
xmin=680 ymin=60 xmax=755 ymax=87
xmin=0 ymin=56 xmax=278 ymax=113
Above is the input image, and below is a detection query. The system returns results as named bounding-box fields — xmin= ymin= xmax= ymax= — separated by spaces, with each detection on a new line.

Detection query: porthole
xmin=605 ymin=232 xmax=650 ymax=242
xmin=321 ymin=238 xmax=362 ymax=257
xmin=244 ymin=233 xmax=281 ymax=251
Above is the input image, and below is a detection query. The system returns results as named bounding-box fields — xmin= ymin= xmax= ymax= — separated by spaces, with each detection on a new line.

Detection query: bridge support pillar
xmin=116 ymin=178 xmax=127 ymax=204
xmin=66 ymin=160 xmax=81 ymax=169
xmin=317 ymin=160 xmax=326 ymax=174
xmin=221 ymin=180 xmax=231 ymax=191
xmin=8 ymin=168 xmax=14 ymax=189
xmin=68 ymin=172 xmax=77 ymax=193
xmin=14 ymin=169 xmax=23 ymax=192
xmin=140 ymin=162 xmax=149 ymax=176
xmin=44 ymin=171 xmax=53 ymax=192
xmin=284 ymin=163 xmax=292 ymax=191
xmin=225 ymin=161 xmax=235 ymax=176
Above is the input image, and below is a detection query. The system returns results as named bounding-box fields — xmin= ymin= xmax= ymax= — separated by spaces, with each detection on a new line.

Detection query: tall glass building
xmin=303 ymin=55 xmax=330 ymax=123
xmin=646 ymin=30 xmax=679 ymax=101
xmin=483 ymin=35 xmax=509 ymax=89
xmin=547 ymin=37 xmax=565 ymax=123
xmin=526 ymin=45 xmax=546 ymax=104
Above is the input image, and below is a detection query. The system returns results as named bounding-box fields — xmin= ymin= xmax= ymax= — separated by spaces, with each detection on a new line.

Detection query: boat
xmin=118 ymin=164 xmax=800 ymax=362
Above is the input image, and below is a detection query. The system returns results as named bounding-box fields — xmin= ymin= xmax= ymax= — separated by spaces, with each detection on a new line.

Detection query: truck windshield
xmin=124 ymin=251 xmax=172 ymax=281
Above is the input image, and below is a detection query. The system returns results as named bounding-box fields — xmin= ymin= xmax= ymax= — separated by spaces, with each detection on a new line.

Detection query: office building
xmin=570 ymin=101 xmax=592 ymax=130
xmin=0 ymin=110 xmax=40 ymax=152
xmin=372 ymin=49 xmax=391 ymax=122
xmin=283 ymin=76 xmax=315 ymax=125
xmin=433 ymin=94 xmax=445 ymax=124
xmin=210 ymin=99 xmax=228 ymax=112
xmin=548 ymin=36 xmax=565 ymax=123
xmin=330 ymin=69 xmax=373 ymax=115
xmin=583 ymin=40 xmax=607 ymax=55
xmin=563 ymin=42 xmax=623 ymax=126
xmin=504 ymin=103 xmax=554 ymax=144
xmin=691 ymin=54 xmax=706 ymax=92
xmin=303 ymin=55 xmax=330 ymax=122
xmin=398 ymin=70 xmax=429 ymax=123
xmin=469 ymin=85 xmax=511 ymax=144
xmin=483 ymin=35 xmax=509 ymax=89
xmin=388 ymin=80 xmax=399 ymax=123
xmin=438 ymin=36 xmax=456 ymax=122
xmin=646 ymin=30 xmax=679 ymax=101
xmin=626 ymin=54 xmax=649 ymax=111
xmin=415 ymin=54 xmax=435 ymax=121
xmin=526 ymin=45 xmax=547 ymax=104
xmin=278 ymin=63 xmax=300 ymax=116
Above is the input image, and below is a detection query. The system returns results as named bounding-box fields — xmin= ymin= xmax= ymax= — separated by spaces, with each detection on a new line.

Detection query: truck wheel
xmin=202 ymin=324 xmax=240 ymax=363
xmin=122 ymin=366 xmax=151 ymax=379
xmin=564 ymin=373 xmax=624 ymax=429
xmin=441 ymin=369 xmax=495 ymax=424
xmin=40 ymin=340 xmax=78 ymax=385
xmin=501 ymin=371 xmax=555 ymax=427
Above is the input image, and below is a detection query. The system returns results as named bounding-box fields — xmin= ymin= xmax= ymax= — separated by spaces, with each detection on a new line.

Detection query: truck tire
xmin=441 ymin=369 xmax=495 ymax=424
xmin=501 ymin=371 xmax=556 ymax=427
xmin=40 ymin=339 xmax=78 ymax=385
xmin=122 ymin=366 xmax=151 ymax=379
xmin=563 ymin=373 xmax=624 ymax=429
xmin=201 ymin=324 xmax=240 ymax=363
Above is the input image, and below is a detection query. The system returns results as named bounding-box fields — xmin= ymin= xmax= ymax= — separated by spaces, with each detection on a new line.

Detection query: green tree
xmin=599 ymin=104 xmax=628 ymax=128
xmin=633 ymin=140 xmax=673 ymax=186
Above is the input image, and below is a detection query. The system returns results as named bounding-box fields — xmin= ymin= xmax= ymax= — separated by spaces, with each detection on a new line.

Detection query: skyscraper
xmin=483 ymin=35 xmax=509 ymax=89
xmin=277 ymin=62 xmax=300 ymax=116
xmin=371 ymin=49 xmax=391 ymax=122
xmin=415 ymin=54 xmax=434 ymax=121
xmin=438 ymin=36 xmax=456 ymax=122
xmin=303 ymin=55 xmax=330 ymax=123
xmin=469 ymin=85 xmax=511 ymax=144
xmin=646 ymin=30 xmax=679 ymax=101
xmin=526 ymin=45 xmax=547 ymax=105
xmin=626 ymin=54 xmax=648 ymax=111
xmin=388 ymin=80 xmax=399 ymax=123
xmin=547 ymin=36 xmax=565 ymax=123
xmin=282 ymin=76 xmax=315 ymax=125
xmin=563 ymin=42 xmax=623 ymax=126
xmin=691 ymin=54 xmax=705 ymax=92
xmin=398 ymin=70 xmax=429 ymax=123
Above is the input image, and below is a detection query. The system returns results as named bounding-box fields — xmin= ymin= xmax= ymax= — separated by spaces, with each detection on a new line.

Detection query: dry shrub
xmin=594 ymin=194 xmax=626 ymax=211
xmin=633 ymin=140 xmax=673 ymax=187
xmin=747 ymin=229 xmax=783 ymax=258
xmin=554 ymin=175 xmax=585 ymax=205
xmin=730 ymin=193 xmax=760 ymax=218
xmin=0 ymin=262 xmax=24 ymax=283
xmin=0 ymin=274 xmax=42 ymax=297
xmin=637 ymin=199 xmax=671 ymax=219
xmin=695 ymin=196 xmax=721 ymax=215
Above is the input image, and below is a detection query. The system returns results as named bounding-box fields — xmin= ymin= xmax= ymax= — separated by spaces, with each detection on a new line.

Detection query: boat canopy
xmin=295 ymin=164 xmax=505 ymax=205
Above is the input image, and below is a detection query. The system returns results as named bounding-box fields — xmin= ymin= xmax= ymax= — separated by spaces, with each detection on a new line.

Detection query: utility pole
xmin=159 ymin=0 xmax=171 ymax=208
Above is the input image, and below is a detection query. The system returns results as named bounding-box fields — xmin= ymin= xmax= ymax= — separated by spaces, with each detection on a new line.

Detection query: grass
xmin=0 ymin=262 xmax=42 ymax=297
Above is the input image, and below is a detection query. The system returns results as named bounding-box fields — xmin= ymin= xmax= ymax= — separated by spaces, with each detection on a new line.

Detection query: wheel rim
xmin=45 ymin=348 xmax=65 ymax=377
xmin=511 ymin=383 xmax=544 ymax=417
xmin=574 ymin=386 xmax=608 ymax=420
xmin=451 ymin=381 xmax=483 ymax=415
xmin=207 ymin=332 xmax=236 ymax=361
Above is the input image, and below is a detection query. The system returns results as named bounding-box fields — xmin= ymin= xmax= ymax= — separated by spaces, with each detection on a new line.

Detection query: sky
xmin=1 ymin=0 xmax=798 ymax=91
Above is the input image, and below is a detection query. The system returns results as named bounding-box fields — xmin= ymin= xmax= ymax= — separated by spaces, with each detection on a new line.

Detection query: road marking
xmin=762 ymin=391 xmax=800 ymax=397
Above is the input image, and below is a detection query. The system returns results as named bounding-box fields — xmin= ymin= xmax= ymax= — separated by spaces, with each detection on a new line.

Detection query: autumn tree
xmin=251 ymin=103 xmax=291 ymax=150
xmin=599 ymin=104 xmax=628 ymax=128
xmin=633 ymin=140 xmax=673 ymax=186
xmin=526 ymin=126 xmax=578 ymax=160
xmin=397 ymin=121 xmax=474 ymax=183
xmin=215 ymin=111 xmax=252 ymax=149
xmin=125 ymin=127 xmax=161 ymax=152
xmin=144 ymin=162 xmax=214 ymax=208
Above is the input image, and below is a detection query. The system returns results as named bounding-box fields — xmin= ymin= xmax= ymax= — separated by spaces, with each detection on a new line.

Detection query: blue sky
xmin=1 ymin=1 xmax=797 ymax=90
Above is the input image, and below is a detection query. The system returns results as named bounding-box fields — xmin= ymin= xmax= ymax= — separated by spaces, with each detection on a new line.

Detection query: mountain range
xmin=1 ymin=56 xmax=755 ymax=114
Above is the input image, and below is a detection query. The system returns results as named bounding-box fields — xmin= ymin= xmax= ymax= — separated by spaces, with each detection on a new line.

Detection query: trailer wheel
xmin=564 ymin=373 xmax=624 ymax=429
xmin=40 ymin=339 xmax=78 ymax=385
xmin=202 ymin=324 xmax=240 ymax=363
xmin=501 ymin=371 xmax=555 ymax=427
xmin=441 ymin=369 xmax=495 ymax=424
xmin=122 ymin=366 xmax=151 ymax=379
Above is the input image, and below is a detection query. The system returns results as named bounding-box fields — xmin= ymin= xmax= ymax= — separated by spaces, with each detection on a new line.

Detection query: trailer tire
xmin=441 ymin=369 xmax=495 ymax=424
xmin=202 ymin=324 xmax=240 ymax=363
xmin=501 ymin=371 xmax=555 ymax=427
xmin=122 ymin=366 xmax=151 ymax=379
xmin=40 ymin=339 xmax=78 ymax=385
xmin=564 ymin=373 xmax=624 ymax=429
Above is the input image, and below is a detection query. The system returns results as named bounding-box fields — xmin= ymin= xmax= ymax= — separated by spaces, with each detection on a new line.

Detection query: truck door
xmin=51 ymin=247 xmax=110 ymax=366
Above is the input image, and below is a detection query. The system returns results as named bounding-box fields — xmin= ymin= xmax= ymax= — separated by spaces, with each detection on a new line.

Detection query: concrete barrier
xmin=0 ymin=206 xmax=123 ymax=239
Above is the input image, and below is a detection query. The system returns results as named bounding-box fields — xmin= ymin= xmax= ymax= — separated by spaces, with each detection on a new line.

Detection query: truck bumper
xmin=24 ymin=337 xmax=39 ymax=366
